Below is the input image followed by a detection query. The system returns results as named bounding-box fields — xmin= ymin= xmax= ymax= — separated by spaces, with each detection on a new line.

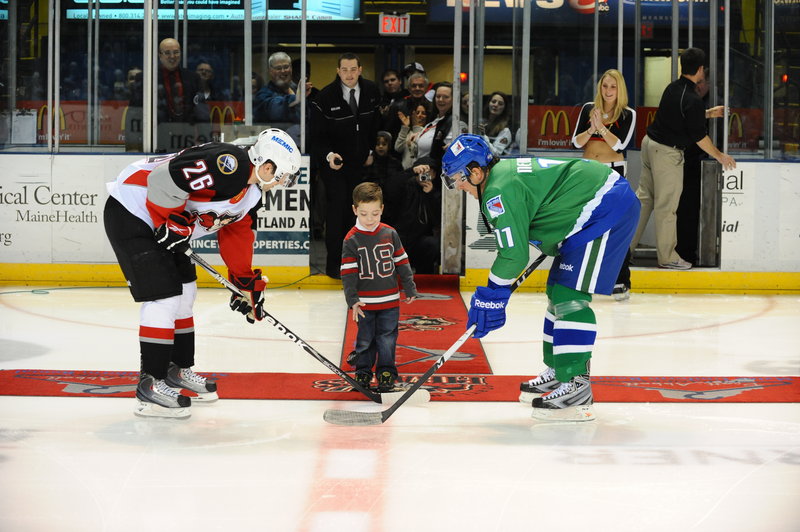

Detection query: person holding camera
xmin=382 ymin=156 xmax=442 ymax=273
xmin=363 ymin=131 xmax=404 ymax=196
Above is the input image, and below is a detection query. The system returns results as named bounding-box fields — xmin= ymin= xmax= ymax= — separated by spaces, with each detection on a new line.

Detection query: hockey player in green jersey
xmin=441 ymin=134 xmax=640 ymax=421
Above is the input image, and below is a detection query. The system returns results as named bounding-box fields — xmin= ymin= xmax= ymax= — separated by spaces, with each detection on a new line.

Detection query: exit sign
xmin=379 ymin=13 xmax=410 ymax=36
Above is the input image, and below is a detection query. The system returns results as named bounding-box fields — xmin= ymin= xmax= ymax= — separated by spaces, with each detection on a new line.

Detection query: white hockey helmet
xmin=248 ymin=128 xmax=302 ymax=188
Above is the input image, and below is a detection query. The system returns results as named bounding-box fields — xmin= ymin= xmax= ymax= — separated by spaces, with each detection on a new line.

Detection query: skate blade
xmin=531 ymin=404 xmax=595 ymax=422
xmin=134 ymin=400 xmax=191 ymax=419
xmin=379 ymin=387 xmax=431 ymax=406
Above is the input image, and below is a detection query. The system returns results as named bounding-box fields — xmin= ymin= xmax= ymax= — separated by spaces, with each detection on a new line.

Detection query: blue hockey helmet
xmin=440 ymin=134 xmax=493 ymax=190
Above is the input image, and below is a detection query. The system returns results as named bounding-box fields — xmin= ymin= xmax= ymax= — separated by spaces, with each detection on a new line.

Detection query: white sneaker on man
xmin=659 ymin=258 xmax=692 ymax=270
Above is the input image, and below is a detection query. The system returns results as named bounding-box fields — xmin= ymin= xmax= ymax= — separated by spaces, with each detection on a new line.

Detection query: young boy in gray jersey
xmin=441 ymin=134 xmax=640 ymax=422
xmin=341 ymin=182 xmax=418 ymax=392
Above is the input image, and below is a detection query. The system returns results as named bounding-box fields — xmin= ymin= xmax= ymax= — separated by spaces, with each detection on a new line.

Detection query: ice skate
xmin=531 ymin=373 xmax=595 ymax=422
xmin=165 ymin=363 xmax=218 ymax=402
xmin=134 ymin=373 xmax=191 ymax=419
xmin=612 ymin=284 xmax=630 ymax=302
xmin=518 ymin=366 xmax=560 ymax=403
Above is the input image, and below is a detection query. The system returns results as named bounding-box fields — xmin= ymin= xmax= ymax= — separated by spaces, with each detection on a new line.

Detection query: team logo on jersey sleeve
xmin=216 ymin=154 xmax=238 ymax=175
xmin=485 ymin=195 xmax=505 ymax=217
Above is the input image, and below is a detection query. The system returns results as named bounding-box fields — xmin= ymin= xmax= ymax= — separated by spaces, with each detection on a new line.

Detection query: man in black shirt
xmin=630 ymin=48 xmax=736 ymax=270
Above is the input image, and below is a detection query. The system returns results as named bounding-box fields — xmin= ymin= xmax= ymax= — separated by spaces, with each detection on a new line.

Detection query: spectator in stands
xmin=253 ymin=51 xmax=313 ymax=124
xmin=154 ymin=38 xmax=206 ymax=152
xmin=384 ymin=72 xmax=431 ymax=155
xmin=382 ymin=156 xmax=442 ymax=274
xmin=378 ymin=68 xmax=407 ymax=130
xmin=196 ymin=62 xmax=228 ymax=102
xmin=418 ymin=82 xmax=467 ymax=162
xmin=478 ymin=91 xmax=513 ymax=157
xmin=394 ymin=101 xmax=431 ymax=170
xmin=311 ymin=52 xmax=381 ymax=279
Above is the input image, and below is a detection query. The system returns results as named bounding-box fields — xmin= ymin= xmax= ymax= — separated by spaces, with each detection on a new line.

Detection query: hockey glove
xmin=154 ymin=212 xmax=195 ymax=253
xmin=467 ymin=285 xmax=511 ymax=339
xmin=229 ymin=269 xmax=267 ymax=324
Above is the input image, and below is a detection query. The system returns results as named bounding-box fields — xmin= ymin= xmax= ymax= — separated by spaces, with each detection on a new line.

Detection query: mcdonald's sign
xmin=728 ymin=112 xmax=743 ymax=138
xmin=209 ymin=104 xmax=239 ymax=129
xmin=540 ymin=109 xmax=570 ymax=136
xmin=36 ymin=104 xmax=67 ymax=130
xmin=645 ymin=110 xmax=657 ymax=127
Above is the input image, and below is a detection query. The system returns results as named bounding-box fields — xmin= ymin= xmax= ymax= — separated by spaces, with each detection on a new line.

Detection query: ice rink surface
xmin=1 ymin=286 xmax=798 ymax=531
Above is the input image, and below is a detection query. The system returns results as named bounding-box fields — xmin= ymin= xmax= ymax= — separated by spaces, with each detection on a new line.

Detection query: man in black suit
xmin=310 ymin=52 xmax=381 ymax=278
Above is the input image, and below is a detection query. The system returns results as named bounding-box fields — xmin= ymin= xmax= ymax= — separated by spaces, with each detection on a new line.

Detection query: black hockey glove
xmin=154 ymin=212 xmax=195 ymax=253
xmin=229 ymin=269 xmax=267 ymax=324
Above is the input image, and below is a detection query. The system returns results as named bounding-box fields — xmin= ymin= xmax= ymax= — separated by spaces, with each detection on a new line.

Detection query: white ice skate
xmin=531 ymin=374 xmax=595 ymax=422
xmin=165 ymin=363 xmax=219 ymax=402
xmin=135 ymin=374 xmax=191 ymax=419
xmin=518 ymin=366 xmax=560 ymax=403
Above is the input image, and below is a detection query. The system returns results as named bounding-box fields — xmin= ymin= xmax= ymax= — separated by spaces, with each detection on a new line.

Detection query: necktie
xmin=349 ymin=88 xmax=358 ymax=117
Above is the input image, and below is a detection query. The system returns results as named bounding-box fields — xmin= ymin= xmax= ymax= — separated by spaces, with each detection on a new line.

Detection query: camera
xmin=419 ymin=171 xmax=431 ymax=182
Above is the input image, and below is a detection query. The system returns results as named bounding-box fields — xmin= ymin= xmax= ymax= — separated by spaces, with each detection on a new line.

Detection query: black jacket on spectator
xmin=310 ymin=75 xmax=382 ymax=277
xmin=310 ymin=76 xmax=381 ymax=172
xmin=363 ymin=152 xmax=404 ymax=199
xmin=382 ymin=157 xmax=442 ymax=273
xmin=156 ymin=66 xmax=204 ymax=124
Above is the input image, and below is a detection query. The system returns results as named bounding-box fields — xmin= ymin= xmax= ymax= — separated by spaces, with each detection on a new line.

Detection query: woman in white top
xmin=417 ymin=82 xmax=467 ymax=161
xmin=394 ymin=101 xmax=431 ymax=169
xmin=478 ymin=91 xmax=513 ymax=157
xmin=571 ymin=68 xmax=637 ymax=301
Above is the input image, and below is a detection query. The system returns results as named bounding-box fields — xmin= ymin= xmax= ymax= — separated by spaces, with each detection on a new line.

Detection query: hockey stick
xmin=323 ymin=252 xmax=548 ymax=426
xmin=187 ymin=251 xmax=430 ymax=405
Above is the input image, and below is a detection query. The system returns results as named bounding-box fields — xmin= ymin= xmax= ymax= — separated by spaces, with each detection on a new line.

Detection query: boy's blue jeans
xmin=354 ymin=307 xmax=400 ymax=378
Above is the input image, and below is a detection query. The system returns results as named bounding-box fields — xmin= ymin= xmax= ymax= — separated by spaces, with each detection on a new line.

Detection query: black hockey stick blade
xmin=323 ymin=252 xmax=548 ymax=426
xmin=187 ymin=251 xmax=386 ymax=403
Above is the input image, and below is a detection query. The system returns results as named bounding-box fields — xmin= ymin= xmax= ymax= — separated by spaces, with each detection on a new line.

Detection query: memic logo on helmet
xmin=271 ymin=135 xmax=294 ymax=153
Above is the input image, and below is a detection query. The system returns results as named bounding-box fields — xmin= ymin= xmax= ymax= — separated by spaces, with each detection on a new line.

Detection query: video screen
xmin=63 ymin=0 xmax=359 ymax=22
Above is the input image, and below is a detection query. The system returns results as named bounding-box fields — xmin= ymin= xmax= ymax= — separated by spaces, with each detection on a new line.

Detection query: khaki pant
xmin=631 ymin=135 xmax=685 ymax=265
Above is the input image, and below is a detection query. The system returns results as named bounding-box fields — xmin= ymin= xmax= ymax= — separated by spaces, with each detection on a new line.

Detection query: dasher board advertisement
xmin=0 ymin=154 xmax=311 ymax=267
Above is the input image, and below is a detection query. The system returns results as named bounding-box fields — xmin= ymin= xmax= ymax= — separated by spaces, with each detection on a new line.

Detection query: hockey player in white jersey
xmin=104 ymin=128 xmax=301 ymax=418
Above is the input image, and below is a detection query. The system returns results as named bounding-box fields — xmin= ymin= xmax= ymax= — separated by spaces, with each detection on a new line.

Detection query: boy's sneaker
xmin=612 ymin=284 xmax=630 ymax=302
xmin=355 ymin=372 xmax=372 ymax=390
xmin=531 ymin=373 xmax=595 ymax=422
xmin=346 ymin=350 xmax=359 ymax=367
xmin=134 ymin=373 xmax=191 ymax=419
xmin=377 ymin=371 xmax=397 ymax=393
xmin=518 ymin=366 xmax=560 ymax=403
xmin=165 ymin=363 xmax=218 ymax=402
xmin=659 ymin=258 xmax=692 ymax=270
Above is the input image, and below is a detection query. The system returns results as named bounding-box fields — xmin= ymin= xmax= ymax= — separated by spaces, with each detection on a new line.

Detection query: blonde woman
xmin=572 ymin=69 xmax=636 ymax=301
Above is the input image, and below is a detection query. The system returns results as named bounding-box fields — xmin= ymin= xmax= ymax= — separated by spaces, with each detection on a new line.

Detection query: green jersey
xmin=481 ymin=157 xmax=617 ymax=283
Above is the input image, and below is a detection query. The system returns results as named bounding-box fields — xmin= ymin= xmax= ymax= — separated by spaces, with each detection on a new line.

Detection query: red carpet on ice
xmin=1 ymin=370 xmax=797 ymax=403
xmin=339 ymin=274 xmax=492 ymax=374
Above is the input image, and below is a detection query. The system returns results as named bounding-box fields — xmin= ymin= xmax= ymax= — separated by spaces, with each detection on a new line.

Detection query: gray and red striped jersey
xmin=341 ymin=223 xmax=418 ymax=311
